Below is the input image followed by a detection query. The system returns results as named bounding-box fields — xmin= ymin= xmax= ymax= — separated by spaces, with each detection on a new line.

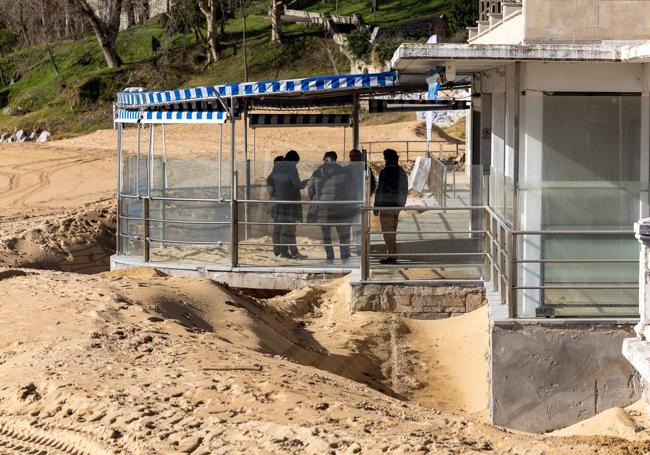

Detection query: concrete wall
xmin=350 ymin=284 xmax=486 ymax=319
xmin=492 ymin=321 xmax=641 ymax=432
xmin=524 ymin=0 xmax=650 ymax=43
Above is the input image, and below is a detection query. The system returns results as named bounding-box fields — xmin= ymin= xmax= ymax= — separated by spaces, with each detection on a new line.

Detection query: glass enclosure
xmin=515 ymin=93 xmax=644 ymax=317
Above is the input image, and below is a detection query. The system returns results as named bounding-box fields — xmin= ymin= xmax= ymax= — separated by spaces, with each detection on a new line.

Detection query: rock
xmin=2 ymin=106 xmax=28 ymax=116
xmin=15 ymin=130 xmax=27 ymax=142
xmin=36 ymin=131 xmax=51 ymax=142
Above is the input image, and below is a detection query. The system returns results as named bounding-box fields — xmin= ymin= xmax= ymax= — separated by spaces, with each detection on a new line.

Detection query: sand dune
xmin=0 ymin=268 xmax=643 ymax=454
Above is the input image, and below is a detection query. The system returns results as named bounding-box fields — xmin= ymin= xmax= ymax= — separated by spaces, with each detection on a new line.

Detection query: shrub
xmin=445 ymin=0 xmax=479 ymax=35
xmin=346 ymin=27 xmax=372 ymax=61
xmin=373 ymin=34 xmax=403 ymax=63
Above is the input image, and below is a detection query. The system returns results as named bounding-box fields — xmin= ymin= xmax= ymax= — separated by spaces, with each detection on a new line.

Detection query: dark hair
xmin=349 ymin=149 xmax=362 ymax=161
xmin=285 ymin=150 xmax=300 ymax=162
xmin=323 ymin=151 xmax=337 ymax=162
xmin=383 ymin=148 xmax=399 ymax=165
xmin=274 ymin=156 xmax=284 ymax=162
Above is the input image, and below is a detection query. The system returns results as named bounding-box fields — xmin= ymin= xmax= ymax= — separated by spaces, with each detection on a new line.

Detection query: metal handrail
xmin=118 ymin=190 xmax=640 ymax=318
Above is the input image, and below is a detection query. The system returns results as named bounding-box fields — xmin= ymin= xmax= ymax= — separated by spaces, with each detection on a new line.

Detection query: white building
xmin=391 ymin=0 xmax=650 ymax=431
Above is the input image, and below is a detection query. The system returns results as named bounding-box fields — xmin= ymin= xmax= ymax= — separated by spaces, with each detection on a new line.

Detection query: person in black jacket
xmin=374 ymin=149 xmax=408 ymax=264
xmin=267 ymin=150 xmax=308 ymax=259
xmin=308 ymin=151 xmax=351 ymax=264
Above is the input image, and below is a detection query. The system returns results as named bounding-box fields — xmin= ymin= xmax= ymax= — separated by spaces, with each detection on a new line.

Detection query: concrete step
xmin=467 ymin=26 xmax=478 ymax=40
xmin=502 ymin=1 xmax=523 ymax=18
xmin=477 ymin=20 xmax=490 ymax=34
xmin=488 ymin=13 xmax=503 ymax=28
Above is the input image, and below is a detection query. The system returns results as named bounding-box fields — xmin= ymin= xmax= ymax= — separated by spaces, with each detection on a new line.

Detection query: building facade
xmin=391 ymin=0 xmax=650 ymax=431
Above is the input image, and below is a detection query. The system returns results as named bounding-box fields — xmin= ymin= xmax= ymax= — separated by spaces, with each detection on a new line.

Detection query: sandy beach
xmin=0 ymin=123 xmax=648 ymax=454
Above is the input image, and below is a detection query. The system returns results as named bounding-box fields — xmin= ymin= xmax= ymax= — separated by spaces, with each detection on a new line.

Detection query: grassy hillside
xmin=0 ymin=1 xmax=444 ymax=137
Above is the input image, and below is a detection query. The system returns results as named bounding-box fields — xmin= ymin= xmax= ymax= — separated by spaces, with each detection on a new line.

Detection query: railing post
xmin=482 ymin=209 xmax=490 ymax=282
xmin=507 ymin=231 xmax=517 ymax=318
xmin=361 ymin=208 xmax=369 ymax=281
xmin=491 ymin=217 xmax=498 ymax=292
xmin=143 ymin=196 xmax=150 ymax=262
xmin=231 ymin=170 xmax=239 ymax=269
xmin=406 ymin=141 xmax=410 ymax=162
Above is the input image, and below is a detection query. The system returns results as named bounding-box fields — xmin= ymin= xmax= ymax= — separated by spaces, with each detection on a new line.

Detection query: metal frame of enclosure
xmin=113 ymin=69 xmax=637 ymax=319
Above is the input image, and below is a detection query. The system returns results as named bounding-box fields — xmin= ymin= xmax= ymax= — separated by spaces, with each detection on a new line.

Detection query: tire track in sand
xmin=0 ymin=155 xmax=104 ymax=208
xmin=0 ymin=418 xmax=112 ymax=455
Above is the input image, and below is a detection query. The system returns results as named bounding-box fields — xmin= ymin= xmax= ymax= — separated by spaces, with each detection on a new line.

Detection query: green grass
xmin=0 ymin=2 xmax=443 ymax=136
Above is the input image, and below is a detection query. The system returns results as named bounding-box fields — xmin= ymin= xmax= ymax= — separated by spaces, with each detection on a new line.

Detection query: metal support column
xmin=143 ymin=197 xmax=150 ymax=262
xmin=361 ymin=208 xmax=369 ymax=281
xmin=116 ymin=123 xmax=123 ymax=255
xmin=243 ymin=102 xmax=250 ymax=240
xmin=161 ymin=124 xmax=168 ymax=243
xmin=510 ymin=61 xmax=521 ymax=317
xmin=352 ymin=91 xmax=360 ymax=150
xmin=230 ymin=98 xmax=238 ymax=268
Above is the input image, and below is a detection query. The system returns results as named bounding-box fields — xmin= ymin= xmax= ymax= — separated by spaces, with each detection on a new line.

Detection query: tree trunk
xmin=126 ymin=0 xmax=136 ymax=27
xmin=198 ymin=0 xmax=221 ymax=63
xmin=70 ymin=0 xmax=124 ymax=68
xmin=271 ymin=0 xmax=282 ymax=44
xmin=241 ymin=0 xmax=248 ymax=81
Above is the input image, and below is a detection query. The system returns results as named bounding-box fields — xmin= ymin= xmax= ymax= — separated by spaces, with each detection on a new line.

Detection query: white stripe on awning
xmin=115 ymin=110 xmax=228 ymax=124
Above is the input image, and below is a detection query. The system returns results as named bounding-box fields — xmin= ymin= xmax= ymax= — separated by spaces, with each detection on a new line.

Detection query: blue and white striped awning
xmin=116 ymin=109 xmax=228 ymax=124
xmin=116 ymin=71 xmax=398 ymax=108
xmin=250 ymin=114 xmax=350 ymax=128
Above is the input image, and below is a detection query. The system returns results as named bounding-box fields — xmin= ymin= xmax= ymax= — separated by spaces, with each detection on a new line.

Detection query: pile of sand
xmin=0 ymin=269 xmax=645 ymax=453
xmin=0 ymin=203 xmax=116 ymax=273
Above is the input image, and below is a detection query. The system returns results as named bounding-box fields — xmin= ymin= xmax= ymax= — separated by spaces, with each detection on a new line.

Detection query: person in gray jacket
xmin=308 ymin=151 xmax=352 ymax=264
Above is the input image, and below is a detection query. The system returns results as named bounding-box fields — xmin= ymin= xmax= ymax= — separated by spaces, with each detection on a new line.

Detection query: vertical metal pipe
xmin=507 ymin=231 xmax=517 ymax=317
xmin=143 ymin=197 xmax=150 ymax=262
xmin=352 ymin=91 xmax=360 ymax=150
xmin=511 ymin=62 xmax=521 ymax=315
xmin=361 ymin=208 xmax=369 ymax=281
xmin=252 ymin=127 xmax=256 ymax=185
xmin=219 ymin=124 xmax=223 ymax=198
xmin=161 ymin=123 xmax=168 ymax=243
xmin=343 ymin=127 xmax=347 ymax=158
xmin=161 ymin=123 xmax=168 ymax=189
xmin=230 ymin=98 xmax=238 ymax=268
xmin=243 ymin=103 xmax=250 ymax=241
xmin=116 ymin=123 xmax=123 ymax=255
xmin=136 ymin=124 xmax=141 ymax=195
xmin=148 ymin=124 xmax=155 ymax=196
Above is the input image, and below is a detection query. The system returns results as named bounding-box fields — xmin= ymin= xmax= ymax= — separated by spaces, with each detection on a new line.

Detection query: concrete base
xmin=350 ymin=281 xmax=486 ymax=319
xmin=491 ymin=321 xmax=641 ymax=433
xmin=622 ymin=337 xmax=650 ymax=403
xmin=110 ymin=255 xmax=348 ymax=290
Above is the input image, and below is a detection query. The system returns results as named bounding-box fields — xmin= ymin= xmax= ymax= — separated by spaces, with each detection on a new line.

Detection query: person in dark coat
xmin=374 ymin=148 xmax=408 ymax=264
xmin=267 ymin=156 xmax=285 ymax=257
xmin=308 ymin=151 xmax=351 ymax=263
xmin=267 ymin=150 xmax=308 ymax=259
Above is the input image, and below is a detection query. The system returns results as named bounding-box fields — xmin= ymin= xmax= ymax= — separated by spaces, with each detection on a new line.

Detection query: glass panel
xmin=369 ymin=203 xmax=483 ymax=281
xmin=517 ymin=93 xmax=642 ymax=318
xmin=237 ymin=159 xmax=365 ymax=268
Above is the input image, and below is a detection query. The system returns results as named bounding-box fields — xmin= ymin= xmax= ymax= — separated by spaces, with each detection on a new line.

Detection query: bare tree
xmin=69 ymin=0 xmax=124 ymax=68
xmin=197 ymin=0 xmax=223 ymax=63
xmin=240 ymin=0 xmax=249 ymax=81
xmin=270 ymin=0 xmax=282 ymax=44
